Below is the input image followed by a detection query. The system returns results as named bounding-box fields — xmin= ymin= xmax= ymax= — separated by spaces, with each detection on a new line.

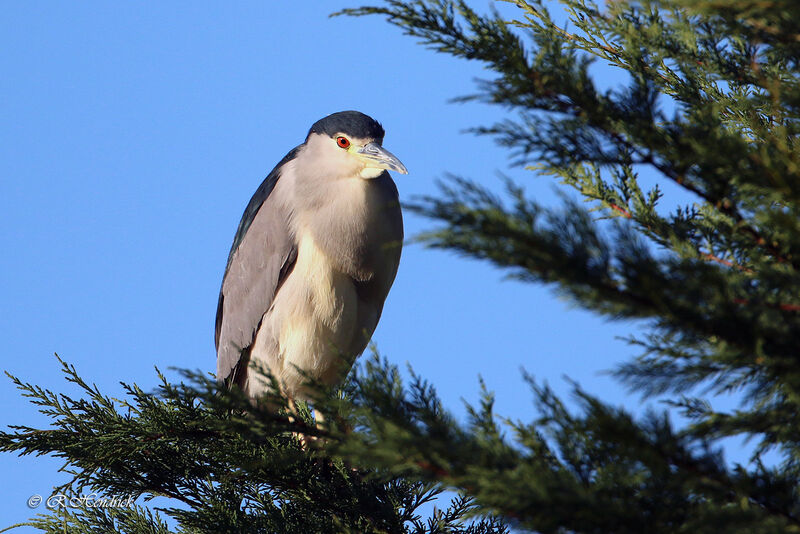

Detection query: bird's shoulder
xmin=224 ymin=145 xmax=302 ymax=272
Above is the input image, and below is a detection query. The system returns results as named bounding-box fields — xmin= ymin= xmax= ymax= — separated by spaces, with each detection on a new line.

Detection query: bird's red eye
xmin=336 ymin=136 xmax=350 ymax=149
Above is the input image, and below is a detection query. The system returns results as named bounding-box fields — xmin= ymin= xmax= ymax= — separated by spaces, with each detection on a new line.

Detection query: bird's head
xmin=304 ymin=110 xmax=408 ymax=179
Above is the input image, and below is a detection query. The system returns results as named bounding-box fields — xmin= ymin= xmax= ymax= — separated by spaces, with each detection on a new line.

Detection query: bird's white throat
xmin=359 ymin=167 xmax=385 ymax=179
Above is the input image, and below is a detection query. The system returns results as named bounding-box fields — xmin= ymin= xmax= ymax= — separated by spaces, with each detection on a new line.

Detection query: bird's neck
xmin=293 ymin=176 xmax=399 ymax=281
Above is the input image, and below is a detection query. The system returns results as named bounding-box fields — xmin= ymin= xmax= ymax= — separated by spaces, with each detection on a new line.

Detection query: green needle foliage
xmin=334 ymin=0 xmax=800 ymax=530
xmin=1 ymin=357 xmax=504 ymax=533
xmin=5 ymin=0 xmax=800 ymax=532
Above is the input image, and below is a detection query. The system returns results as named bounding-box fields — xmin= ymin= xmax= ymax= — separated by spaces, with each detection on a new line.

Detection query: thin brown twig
xmin=700 ymin=252 xmax=754 ymax=274
xmin=607 ymin=202 xmax=632 ymax=218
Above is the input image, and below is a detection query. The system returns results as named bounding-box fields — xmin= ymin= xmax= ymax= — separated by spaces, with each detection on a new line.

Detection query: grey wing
xmin=215 ymin=148 xmax=299 ymax=384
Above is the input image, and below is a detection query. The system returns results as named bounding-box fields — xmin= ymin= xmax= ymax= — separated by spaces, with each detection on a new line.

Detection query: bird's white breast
xmin=251 ymin=230 xmax=359 ymax=397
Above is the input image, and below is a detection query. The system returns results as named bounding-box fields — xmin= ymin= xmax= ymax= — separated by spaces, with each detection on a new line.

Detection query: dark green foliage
xmin=6 ymin=0 xmax=800 ymax=532
xmin=0 ymin=357 xmax=505 ymax=533
xmin=333 ymin=358 xmax=800 ymax=533
xmin=334 ymin=0 xmax=800 ymax=530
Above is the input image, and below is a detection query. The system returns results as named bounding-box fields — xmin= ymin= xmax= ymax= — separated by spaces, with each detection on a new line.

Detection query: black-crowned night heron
xmin=215 ymin=110 xmax=406 ymax=407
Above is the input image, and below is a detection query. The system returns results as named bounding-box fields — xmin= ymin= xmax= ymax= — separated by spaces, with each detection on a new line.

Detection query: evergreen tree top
xmin=4 ymin=1 xmax=800 ymax=532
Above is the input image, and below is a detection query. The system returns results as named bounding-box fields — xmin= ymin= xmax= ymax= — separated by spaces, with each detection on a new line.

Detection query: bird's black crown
xmin=308 ymin=110 xmax=385 ymax=142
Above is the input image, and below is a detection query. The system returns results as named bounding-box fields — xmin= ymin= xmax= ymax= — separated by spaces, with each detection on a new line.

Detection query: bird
xmin=215 ymin=110 xmax=406 ymax=409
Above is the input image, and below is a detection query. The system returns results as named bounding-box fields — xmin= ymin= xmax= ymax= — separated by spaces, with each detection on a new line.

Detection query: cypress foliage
xmin=1 ymin=357 xmax=504 ymax=533
xmin=4 ymin=0 xmax=800 ymax=531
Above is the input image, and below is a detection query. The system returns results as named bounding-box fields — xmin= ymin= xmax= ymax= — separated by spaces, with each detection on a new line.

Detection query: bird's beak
xmin=354 ymin=142 xmax=408 ymax=175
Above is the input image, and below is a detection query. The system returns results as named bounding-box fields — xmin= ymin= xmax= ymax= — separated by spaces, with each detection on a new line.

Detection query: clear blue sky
xmin=1 ymin=2 xmax=678 ymax=528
